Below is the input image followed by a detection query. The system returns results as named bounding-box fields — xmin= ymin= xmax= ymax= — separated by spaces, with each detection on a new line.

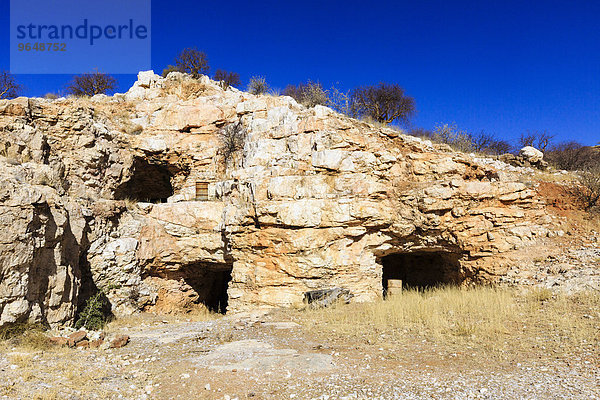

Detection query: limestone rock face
xmin=0 ymin=71 xmax=568 ymax=326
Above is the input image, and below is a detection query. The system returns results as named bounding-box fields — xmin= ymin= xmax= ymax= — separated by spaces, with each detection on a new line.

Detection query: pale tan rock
xmin=0 ymin=73 xmax=566 ymax=326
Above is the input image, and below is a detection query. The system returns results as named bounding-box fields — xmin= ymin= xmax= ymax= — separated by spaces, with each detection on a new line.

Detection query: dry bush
xmin=247 ymin=76 xmax=270 ymax=95
xmin=0 ymin=323 xmax=51 ymax=350
xmin=546 ymin=141 xmax=599 ymax=171
xmin=470 ymin=130 xmax=512 ymax=155
xmin=214 ymin=69 xmax=241 ymax=89
xmin=174 ymin=48 xmax=209 ymax=78
xmin=0 ymin=70 xmax=22 ymax=99
xmin=218 ymin=121 xmax=247 ymax=167
xmin=160 ymin=79 xmax=216 ymax=99
xmin=350 ymin=82 xmax=416 ymax=125
xmin=298 ymin=286 xmax=600 ymax=358
xmin=67 ymin=71 xmax=117 ymax=97
xmin=432 ymin=123 xmax=475 ymax=153
xmin=43 ymin=93 xmax=59 ymax=100
xmin=161 ymin=64 xmax=180 ymax=77
xmin=283 ymin=80 xmax=330 ymax=108
xmin=519 ymin=130 xmax=554 ymax=152
xmin=575 ymin=167 xmax=600 ymax=212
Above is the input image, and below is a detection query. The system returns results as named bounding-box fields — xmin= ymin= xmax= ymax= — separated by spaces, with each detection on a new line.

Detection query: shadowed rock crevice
xmin=381 ymin=252 xmax=464 ymax=293
xmin=147 ymin=262 xmax=233 ymax=314
xmin=114 ymin=158 xmax=174 ymax=203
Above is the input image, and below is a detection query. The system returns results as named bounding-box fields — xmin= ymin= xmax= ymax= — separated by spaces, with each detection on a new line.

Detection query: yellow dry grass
xmin=300 ymin=286 xmax=600 ymax=359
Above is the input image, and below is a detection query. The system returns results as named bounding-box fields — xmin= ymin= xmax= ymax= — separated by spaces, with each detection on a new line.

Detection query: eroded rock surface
xmin=0 ymin=71 xmax=578 ymax=327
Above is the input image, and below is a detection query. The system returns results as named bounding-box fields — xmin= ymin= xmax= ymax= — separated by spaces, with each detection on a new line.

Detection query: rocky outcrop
xmin=0 ymin=71 xmax=569 ymax=327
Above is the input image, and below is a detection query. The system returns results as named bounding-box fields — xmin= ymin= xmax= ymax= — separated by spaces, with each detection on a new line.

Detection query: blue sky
xmin=1 ymin=0 xmax=598 ymax=146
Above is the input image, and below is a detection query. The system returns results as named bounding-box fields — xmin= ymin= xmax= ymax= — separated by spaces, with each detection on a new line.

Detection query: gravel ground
xmin=1 ymin=309 xmax=598 ymax=399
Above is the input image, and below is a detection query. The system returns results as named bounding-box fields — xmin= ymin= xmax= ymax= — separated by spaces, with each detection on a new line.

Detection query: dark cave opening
xmin=183 ymin=263 xmax=233 ymax=313
xmin=381 ymin=252 xmax=463 ymax=294
xmin=114 ymin=158 xmax=174 ymax=203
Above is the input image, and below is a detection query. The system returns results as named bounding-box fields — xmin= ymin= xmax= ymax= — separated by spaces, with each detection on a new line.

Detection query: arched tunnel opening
xmin=114 ymin=158 xmax=174 ymax=203
xmin=381 ymin=251 xmax=463 ymax=294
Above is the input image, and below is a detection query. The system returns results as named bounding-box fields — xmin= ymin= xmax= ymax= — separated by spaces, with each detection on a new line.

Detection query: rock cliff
xmin=0 ymin=71 xmax=574 ymax=327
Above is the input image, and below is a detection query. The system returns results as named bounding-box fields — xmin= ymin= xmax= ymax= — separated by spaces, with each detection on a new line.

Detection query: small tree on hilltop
xmin=350 ymin=82 xmax=416 ymax=125
xmin=518 ymin=130 xmax=554 ymax=152
xmin=214 ymin=69 xmax=241 ymax=89
xmin=0 ymin=71 xmax=22 ymax=99
xmin=247 ymin=76 xmax=270 ymax=95
xmin=67 ymin=71 xmax=117 ymax=97
xmin=174 ymin=48 xmax=209 ymax=78
xmin=283 ymin=80 xmax=330 ymax=108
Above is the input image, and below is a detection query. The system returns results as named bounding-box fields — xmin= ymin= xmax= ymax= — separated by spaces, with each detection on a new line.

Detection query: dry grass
xmin=299 ymin=286 xmax=600 ymax=359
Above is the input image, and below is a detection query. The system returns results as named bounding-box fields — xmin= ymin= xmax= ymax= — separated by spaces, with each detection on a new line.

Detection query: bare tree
xmin=350 ymin=82 xmax=416 ymax=125
xmin=283 ymin=80 xmax=330 ymax=108
xmin=575 ymin=166 xmax=600 ymax=212
xmin=174 ymin=48 xmax=209 ymax=78
xmin=67 ymin=71 xmax=117 ymax=97
xmin=218 ymin=121 xmax=247 ymax=167
xmin=214 ymin=69 xmax=241 ymax=89
xmin=471 ymin=130 xmax=512 ymax=155
xmin=546 ymin=142 xmax=599 ymax=171
xmin=0 ymin=71 xmax=22 ymax=99
xmin=247 ymin=76 xmax=270 ymax=95
xmin=518 ymin=130 xmax=554 ymax=152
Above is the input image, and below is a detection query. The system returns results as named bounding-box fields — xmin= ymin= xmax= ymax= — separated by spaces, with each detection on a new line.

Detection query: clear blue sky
xmin=1 ymin=0 xmax=598 ymax=146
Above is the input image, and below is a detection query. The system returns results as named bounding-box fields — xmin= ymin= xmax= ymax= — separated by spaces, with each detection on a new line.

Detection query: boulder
xmin=519 ymin=146 xmax=544 ymax=163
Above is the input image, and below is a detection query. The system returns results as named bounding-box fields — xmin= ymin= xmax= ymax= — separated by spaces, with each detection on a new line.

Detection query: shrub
xmin=173 ymin=48 xmax=209 ymax=78
xmin=350 ymin=82 xmax=416 ymax=125
xmin=518 ymin=130 xmax=554 ymax=152
xmin=67 ymin=71 xmax=117 ymax=97
xmin=218 ymin=121 xmax=247 ymax=167
xmin=75 ymin=291 xmax=111 ymax=331
xmin=161 ymin=64 xmax=181 ymax=77
xmin=575 ymin=167 xmax=600 ymax=212
xmin=470 ymin=130 xmax=512 ymax=155
xmin=546 ymin=142 xmax=598 ymax=171
xmin=328 ymin=85 xmax=355 ymax=116
xmin=43 ymin=93 xmax=59 ymax=100
xmin=214 ymin=69 xmax=241 ymax=89
xmin=283 ymin=80 xmax=330 ymax=108
xmin=432 ymin=123 xmax=475 ymax=153
xmin=247 ymin=76 xmax=270 ymax=95
xmin=0 ymin=71 xmax=22 ymax=99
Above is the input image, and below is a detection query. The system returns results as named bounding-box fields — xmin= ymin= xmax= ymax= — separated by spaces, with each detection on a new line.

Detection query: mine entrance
xmin=183 ymin=263 xmax=233 ymax=313
xmin=114 ymin=159 xmax=174 ymax=203
xmin=381 ymin=252 xmax=462 ymax=294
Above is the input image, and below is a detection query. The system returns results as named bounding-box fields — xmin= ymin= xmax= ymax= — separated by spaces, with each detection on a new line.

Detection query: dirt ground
xmin=1 ymin=306 xmax=598 ymax=400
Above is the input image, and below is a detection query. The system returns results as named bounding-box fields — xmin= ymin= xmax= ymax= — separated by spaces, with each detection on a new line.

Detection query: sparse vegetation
xmin=66 ymin=71 xmax=117 ymax=97
xmin=75 ymin=291 xmax=111 ymax=331
xmin=519 ymin=130 xmax=555 ymax=152
xmin=173 ymin=48 xmax=209 ymax=78
xmin=546 ymin=141 xmax=599 ymax=171
xmin=218 ymin=121 xmax=247 ymax=167
xmin=0 ymin=70 xmax=22 ymax=99
xmin=0 ymin=323 xmax=50 ymax=350
xmin=300 ymin=286 xmax=600 ymax=357
xmin=574 ymin=167 xmax=600 ymax=212
xmin=214 ymin=69 xmax=241 ymax=89
xmin=247 ymin=76 xmax=270 ymax=95
xmin=283 ymin=80 xmax=330 ymax=108
xmin=350 ymin=82 xmax=416 ymax=125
